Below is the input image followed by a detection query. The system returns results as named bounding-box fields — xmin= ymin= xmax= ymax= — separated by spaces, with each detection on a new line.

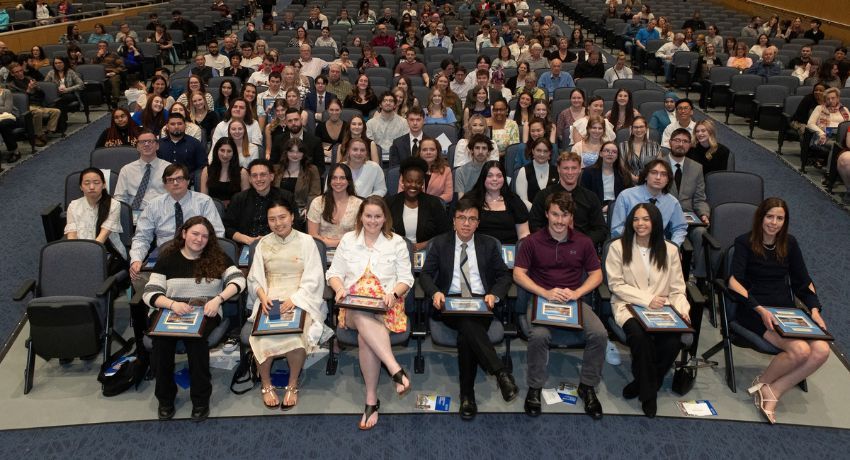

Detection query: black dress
xmin=730 ymin=233 xmax=821 ymax=336
xmin=686 ymin=143 xmax=730 ymax=175
xmin=315 ymin=120 xmax=348 ymax=145
xmin=207 ymin=179 xmax=238 ymax=203
xmin=476 ymin=193 xmax=529 ymax=244
xmin=343 ymin=94 xmax=379 ymax=118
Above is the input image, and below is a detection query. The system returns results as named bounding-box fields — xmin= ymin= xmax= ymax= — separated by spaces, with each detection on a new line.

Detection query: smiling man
xmin=223 ymin=159 xmax=298 ymax=244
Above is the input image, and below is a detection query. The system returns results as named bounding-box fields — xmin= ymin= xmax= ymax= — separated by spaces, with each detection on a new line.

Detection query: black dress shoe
xmin=622 ymin=381 xmax=639 ymax=400
xmin=577 ymin=383 xmax=603 ymax=420
xmin=191 ymin=406 xmax=209 ymax=422
xmin=642 ymin=399 xmax=657 ymax=418
xmin=496 ymin=370 xmax=519 ymax=402
xmin=524 ymin=387 xmax=542 ymax=417
xmin=158 ymin=404 xmax=175 ymax=421
xmin=460 ymin=397 xmax=477 ymax=420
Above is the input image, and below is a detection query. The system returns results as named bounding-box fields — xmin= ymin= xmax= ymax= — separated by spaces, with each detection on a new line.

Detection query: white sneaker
xmin=605 ymin=341 xmax=621 ymax=366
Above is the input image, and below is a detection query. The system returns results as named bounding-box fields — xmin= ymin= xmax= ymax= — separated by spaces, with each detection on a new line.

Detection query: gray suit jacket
xmin=664 ymin=154 xmax=709 ymax=217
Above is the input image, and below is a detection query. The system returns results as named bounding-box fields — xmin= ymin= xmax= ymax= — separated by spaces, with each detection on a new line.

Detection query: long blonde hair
xmin=228 ymin=119 xmax=251 ymax=158
xmin=693 ymin=119 xmax=718 ymax=160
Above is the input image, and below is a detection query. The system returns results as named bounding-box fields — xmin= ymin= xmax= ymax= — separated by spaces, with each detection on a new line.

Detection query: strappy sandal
xmin=358 ymin=400 xmax=380 ymax=431
xmin=748 ymin=376 xmax=778 ymax=425
xmin=391 ymin=367 xmax=411 ymax=397
xmin=261 ymin=385 xmax=280 ymax=409
xmin=281 ymin=386 xmax=299 ymax=411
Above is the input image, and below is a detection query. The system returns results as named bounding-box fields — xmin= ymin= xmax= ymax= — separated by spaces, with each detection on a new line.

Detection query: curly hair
xmin=162 ymin=216 xmax=231 ymax=282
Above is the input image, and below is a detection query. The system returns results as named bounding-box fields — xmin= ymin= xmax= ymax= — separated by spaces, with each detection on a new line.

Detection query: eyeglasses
xmin=138 ymin=139 xmax=157 ymax=145
xmin=250 ymin=172 xmax=270 ymax=179
xmin=165 ymin=176 xmax=187 ymax=184
xmin=676 ymin=106 xmax=693 ymax=112
xmin=454 ymin=216 xmax=480 ymax=224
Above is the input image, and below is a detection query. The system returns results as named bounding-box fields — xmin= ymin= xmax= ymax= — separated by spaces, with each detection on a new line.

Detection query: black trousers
xmin=623 ymin=318 xmax=682 ymax=402
xmin=152 ymin=314 xmax=220 ymax=408
xmin=54 ymin=93 xmax=78 ymax=133
xmin=442 ymin=315 xmax=504 ymax=399
xmin=0 ymin=118 xmax=17 ymax=152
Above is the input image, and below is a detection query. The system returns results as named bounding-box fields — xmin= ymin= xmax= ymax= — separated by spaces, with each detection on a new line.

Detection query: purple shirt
xmin=515 ymin=228 xmax=600 ymax=290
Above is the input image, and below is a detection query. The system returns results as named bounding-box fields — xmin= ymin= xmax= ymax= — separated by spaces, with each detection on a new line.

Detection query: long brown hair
xmin=354 ymin=195 xmax=394 ymax=238
xmin=416 ymin=137 xmax=448 ymax=173
xmin=105 ymin=107 xmax=141 ymax=145
xmin=749 ymin=197 xmax=789 ymax=262
xmin=163 ymin=216 xmax=231 ymax=282
xmin=322 ymin=164 xmax=356 ymax=224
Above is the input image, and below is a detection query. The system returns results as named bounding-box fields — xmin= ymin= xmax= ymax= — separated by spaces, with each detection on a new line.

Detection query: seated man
xmin=204 ymin=40 xmax=230 ymax=74
xmin=661 ymin=98 xmax=696 ymax=150
xmin=157 ymin=113 xmax=207 ymax=183
xmin=303 ymin=75 xmax=337 ymax=122
xmin=298 ymin=44 xmax=328 ymax=79
xmin=536 ymin=58 xmax=574 ymax=100
xmin=610 ymin=159 xmax=688 ymax=246
xmin=655 ymin=33 xmax=689 ymax=84
xmin=514 ymin=191 xmax=605 ymax=419
xmin=454 ymin=134 xmax=492 ymax=198
xmin=573 ymin=50 xmax=606 ymax=80
xmin=7 ymin=63 xmax=60 ymax=146
xmin=419 ymin=198 xmax=518 ymax=420
xmin=746 ymin=46 xmax=783 ymax=79
xmin=114 ymin=129 xmax=169 ymax=212
xmin=191 ymin=54 xmax=217 ymax=83
xmin=369 ymin=93 xmax=411 ymax=163
xmin=394 ymin=48 xmax=430 ymax=87
xmin=223 ymin=159 xmax=299 ymax=243
xmin=91 ymin=40 xmax=125 ymax=108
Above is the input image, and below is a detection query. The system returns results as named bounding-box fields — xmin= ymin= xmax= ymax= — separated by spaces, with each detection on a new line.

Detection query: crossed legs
xmin=758 ymin=331 xmax=830 ymax=416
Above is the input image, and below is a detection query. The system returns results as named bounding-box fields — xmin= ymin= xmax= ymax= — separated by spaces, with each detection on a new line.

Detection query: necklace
xmin=486 ymin=194 xmax=503 ymax=202
xmin=762 ymin=241 xmax=776 ymax=251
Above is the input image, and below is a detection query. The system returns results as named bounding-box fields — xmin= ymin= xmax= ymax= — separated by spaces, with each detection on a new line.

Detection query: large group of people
xmin=6 ymin=0 xmax=837 ymax=429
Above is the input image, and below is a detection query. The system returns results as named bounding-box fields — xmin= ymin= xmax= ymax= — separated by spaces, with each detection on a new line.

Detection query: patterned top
xmin=491 ymin=119 xmax=520 ymax=153
xmin=307 ymin=195 xmax=363 ymax=241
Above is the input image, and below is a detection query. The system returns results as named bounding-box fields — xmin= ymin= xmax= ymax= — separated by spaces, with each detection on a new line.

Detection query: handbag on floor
xmin=230 ymin=350 xmax=259 ymax=395
xmin=671 ymin=363 xmax=696 ymax=396
xmin=97 ymin=341 xmax=145 ymax=397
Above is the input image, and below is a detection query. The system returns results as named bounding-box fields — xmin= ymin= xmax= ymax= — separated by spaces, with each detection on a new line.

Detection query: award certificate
xmin=413 ymin=250 xmax=426 ymax=272
xmin=443 ymin=297 xmax=492 ymax=316
xmin=148 ymin=306 xmax=207 ymax=337
xmin=684 ymin=212 xmax=706 ymax=226
xmin=627 ymin=304 xmax=694 ymax=332
xmin=238 ymin=245 xmax=250 ymax=267
xmin=337 ymin=295 xmax=387 ymax=313
xmin=766 ymin=307 xmax=833 ymax=340
xmin=143 ymin=247 xmax=159 ymax=270
xmin=325 ymin=248 xmax=335 ymax=266
xmin=531 ymin=297 xmax=583 ymax=329
xmin=502 ymin=244 xmax=516 ymax=268
xmin=252 ymin=303 xmax=306 ymax=336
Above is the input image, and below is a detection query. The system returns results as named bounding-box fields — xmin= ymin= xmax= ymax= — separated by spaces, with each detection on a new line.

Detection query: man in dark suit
xmin=271 ymin=108 xmax=325 ymax=176
xmin=419 ymin=198 xmax=519 ymax=420
xmin=303 ymin=75 xmax=337 ymax=122
xmin=388 ymin=108 xmax=425 ymax=168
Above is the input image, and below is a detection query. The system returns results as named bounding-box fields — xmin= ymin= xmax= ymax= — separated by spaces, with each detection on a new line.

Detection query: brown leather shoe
xmin=34 ymin=136 xmax=46 ymax=147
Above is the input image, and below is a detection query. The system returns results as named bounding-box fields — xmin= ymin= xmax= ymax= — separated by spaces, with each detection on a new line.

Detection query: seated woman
xmin=241 ymin=83 xmax=261 ymax=120
xmin=118 ymin=36 xmax=144 ymax=76
xmin=142 ymin=216 xmax=246 ymax=422
xmin=326 ymin=196 xmax=415 ymax=430
xmin=136 ymin=75 xmax=176 ymax=112
xmin=344 ymin=74 xmax=379 ymax=118
xmin=96 ymin=107 xmax=141 ymax=148
xmin=604 ymin=89 xmax=641 ymax=131
xmin=44 ymin=56 xmax=84 ymax=134
xmin=490 ymin=99 xmax=520 ymax=155
xmin=214 ymin=79 xmax=238 ymax=118
xmin=556 ymin=89 xmax=588 ymax=150
xmin=387 ymin=157 xmax=452 ymax=251
xmin=64 ymin=167 xmax=128 ymax=267
xmin=246 ymin=197 xmax=327 ymax=410
xmin=211 ymin=98 xmax=262 ymax=148
xmin=511 ymin=91 xmax=534 ymax=135
xmin=511 ymin=118 xmax=554 ymax=176
xmin=727 ymin=42 xmax=753 ymax=72
xmin=398 ymin=137 xmax=453 ymax=203
xmin=273 ymin=138 xmax=321 ymax=216
xmin=515 ymin=138 xmax=559 ymax=210
xmin=175 ymin=75 xmax=214 ymax=112
xmin=284 ymin=88 xmax=310 ymax=127
xmin=606 ymin=203 xmax=690 ymax=418
xmin=339 ymin=115 xmax=380 ymax=163
xmin=315 ymin=99 xmax=348 ymax=162
xmin=225 ymin=119 xmax=260 ymax=168
xmin=728 ymin=197 xmax=829 ymax=424
xmin=132 ymin=95 xmax=169 ymax=133
xmin=189 ymin=90 xmax=221 ymax=144
xmin=342 ymin=137 xmax=387 ymax=197
xmin=160 ymin=102 xmax=203 ymax=142
xmin=424 ymin=88 xmax=457 ymax=126
xmin=687 ymin=119 xmax=730 ymax=175
xmin=528 ymin=100 xmax=558 ymax=145
xmin=466 ymin=160 xmax=530 ymax=244
xmin=570 ymin=96 xmax=616 ymax=147
xmin=619 ymin=116 xmax=662 ymax=182
xmin=463 ymin=85 xmax=492 ymax=128
xmin=308 ymin=164 xmax=364 ymax=248
xmin=147 ymin=24 xmax=176 ymax=66
xmin=581 ymin=141 xmax=634 ymax=212
xmin=806 ymin=87 xmax=850 ymax=167
xmin=394 ymin=77 xmax=421 ymax=118
xmin=572 ymin=115 xmax=607 ymax=169
xmin=265 ymin=100 xmax=289 ymax=161
xmin=433 ymin=73 xmax=463 ymax=124
xmin=200 ymin=137 xmax=250 ymax=204
xmin=454 ymin=114 xmax=500 ymax=168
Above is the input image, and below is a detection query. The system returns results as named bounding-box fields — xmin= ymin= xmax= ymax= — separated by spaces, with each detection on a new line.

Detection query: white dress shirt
xmin=449 ymin=236 xmax=485 ymax=295
xmin=64 ymin=197 xmax=127 ymax=259
xmin=113 ymin=157 xmax=169 ymax=209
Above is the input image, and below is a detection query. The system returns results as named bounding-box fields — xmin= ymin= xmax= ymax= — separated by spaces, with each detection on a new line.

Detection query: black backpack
xmin=230 ymin=350 xmax=259 ymax=395
xmin=97 ymin=343 xmax=145 ymax=397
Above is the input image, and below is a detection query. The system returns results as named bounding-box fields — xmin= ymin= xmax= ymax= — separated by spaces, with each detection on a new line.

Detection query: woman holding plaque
xmin=143 ymin=216 xmax=246 ymax=422
xmin=728 ymin=197 xmax=829 ymax=425
xmin=605 ymin=203 xmax=690 ymax=418
xmin=326 ymin=196 xmax=415 ymax=430
xmin=247 ymin=197 xmax=327 ymax=410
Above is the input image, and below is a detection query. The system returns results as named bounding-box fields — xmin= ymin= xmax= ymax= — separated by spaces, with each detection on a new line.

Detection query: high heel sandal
xmin=261 ymin=385 xmax=280 ymax=409
xmin=747 ymin=376 xmax=778 ymax=425
xmin=281 ymin=386 xmax=299 ymax=411
xmin=358 ymin=400 xmax=380 ymax=430
xmin=391 ymin=368 xmax=411 ymax=397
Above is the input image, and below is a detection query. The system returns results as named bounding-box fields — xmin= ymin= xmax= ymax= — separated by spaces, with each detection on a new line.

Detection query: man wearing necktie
xmin=114 ymin=130 xmax=169 ymax=213
xmin=426 ymin=24 xmax=453 ymax=53
xmin=304 ymin=75 xmax=337 ymax=122
xmin=419 ymin=199 xmax=518 ymax=420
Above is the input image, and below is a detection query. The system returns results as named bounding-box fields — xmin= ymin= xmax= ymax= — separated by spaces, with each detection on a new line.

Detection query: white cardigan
xmin=326 ymin=230 xmax=414 ymax=294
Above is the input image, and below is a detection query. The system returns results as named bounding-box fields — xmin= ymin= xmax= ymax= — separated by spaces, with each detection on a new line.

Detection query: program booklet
xmin=414 ymin=393 xmax=451 ymax=412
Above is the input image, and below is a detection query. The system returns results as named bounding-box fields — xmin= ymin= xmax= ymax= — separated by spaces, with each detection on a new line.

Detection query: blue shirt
xmin=157 ymin=135 xmax=208 ymax=177
xmin=610 ymin=184 xmax=688 ymax=246
xmin=424 ymin=108 xmax=457 ymax=125
xmin=635 ymin=27 xmax=660 ymax=46
xmin=537 ymin=71 xmax=575 ymax=99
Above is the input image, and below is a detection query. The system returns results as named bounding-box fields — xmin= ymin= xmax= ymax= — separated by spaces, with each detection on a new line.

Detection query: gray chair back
xmin=90 ymin=147 xmax=139 ymax=171
xmin=705 ymin=171 xmax=764 ymax=207
xmin=39 ymin=240 xmax=108 ymax=298
xmin=385 ymin=166 xmax=400 ymax=198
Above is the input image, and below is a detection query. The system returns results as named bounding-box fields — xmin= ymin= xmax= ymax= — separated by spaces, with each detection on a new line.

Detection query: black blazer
xmin=419 ymin=231 xmax=512 ymax=302
xmin=387 ymin=193 xmax=450 ymax=244
xmin=580 ymin=166 xmax=628 ymax=204
xmin=223 ymin=66 xmax=252 ymax=83
xmin=303 ymin=91 xmax=338 ymax=113
xmin=272 ymin=131 xmax=325 ymax=176
xmin=388 ymin=133 xmax=417 ymax=169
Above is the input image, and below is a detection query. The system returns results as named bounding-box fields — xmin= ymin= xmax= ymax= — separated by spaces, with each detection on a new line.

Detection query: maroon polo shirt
xmin=395 ymin=60 xmax=427 ymax=78
xmin=514 ymin=228 xmax=600 ymax=290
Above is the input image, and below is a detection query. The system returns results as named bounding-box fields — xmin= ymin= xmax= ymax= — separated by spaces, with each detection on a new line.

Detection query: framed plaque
xmin=502 ymin=244 xmax=516 ymax=268
xmin=143 ymin=247 xmax=159 ymax=270
xmin=413 ymin=250 xmax=426 ymax=272
xmin=238 ymin=245 xmax=251 ymax=267
xmin=531 ymin=297 xmax=583 ymax=330
xmin=252 ymin=303 xmax=306 ymax=336
xmin=337 ymin=295 xmax=387 ymax=313
xmin=148 ymin=306 xmax=207 ymax=337
xmin=684 ymin=212 xmax=707 ymax=227
xmin=443 ymin=297 xmax=492 ymax=316
xmin=627 ymin=304 xmax=695 ymax=333
xmin=766 ymin=307 xmax=833 ymax=341
xmin=325 ymin=248 xmax=335 ymax=267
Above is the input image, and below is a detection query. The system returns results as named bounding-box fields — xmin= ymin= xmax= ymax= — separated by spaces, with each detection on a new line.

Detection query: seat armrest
xmin=686 ymin=283 xmax=705 ymax=306
xmin=96 ymin=272 xmax=124 ymax=297
xmin=323 ymin=286 xmax=335 ymax=301
xmin=129 ymin=287 xmax=145 ymax=306
xmin=414 ymin=280 xmax=425 ymax=300
xmin=703 ymin=232 xmax=721 ymax=250
xmin=681 ymin=238 xmax=694 ymax=253
xmin=597 ymin=282 xmax=611 ymax=301
xmin=13 ymin=280 xmax=36 ymax=301
xmin=713 ymin=278 xmax=728 ymax=293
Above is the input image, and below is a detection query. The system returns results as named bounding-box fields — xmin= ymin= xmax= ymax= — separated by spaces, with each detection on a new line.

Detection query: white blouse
xmin=326 ymin=230 xmax=414 ymax=293
xmin=64 ymin=197 xmax=127 ymax=259
xmin=348 ymin=161 xmax=387 ymax=197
